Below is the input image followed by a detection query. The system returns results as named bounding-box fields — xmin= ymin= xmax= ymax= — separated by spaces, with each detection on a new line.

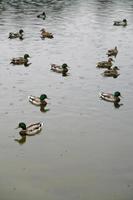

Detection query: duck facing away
xmin=16 ymin=122 xmax=43 ymax=136
xmin=102 ymin=66 xmax=120 ymax=78
xmin=28 ymin=94 xmax=48 ymax=106
xmin=99 ymin=91 xmax=122 ymax=103
xmin=51 ymin=63 xmax=68 ymax=76
xmin=9 ymin=29 xmax=24 ymax=39
xmin=106 ymin=46 xmax=118 ymax=57
xmin=113 ymin=19 xmax=127 ymax=26
xmin=41 ymin=28 xmax=54 ymax=39
xmin=37 ymin=12 xmax=46 ymax=20
xmin=96 ymin=58 xmax=114 ymax=69
xmin=10 ymin=54 xmax=30 ymax=66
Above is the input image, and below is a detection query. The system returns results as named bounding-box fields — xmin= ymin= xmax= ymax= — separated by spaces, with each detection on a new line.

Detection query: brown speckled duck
xmin=106 ymin=46 xmax=118 ymax=57
xmin=96 ymin=58 xmax=114 ymax=69
xmin=41 ymin=28 xmax=54 ymax=39
xmin=102 ymin=66 xmax=120 ymax=78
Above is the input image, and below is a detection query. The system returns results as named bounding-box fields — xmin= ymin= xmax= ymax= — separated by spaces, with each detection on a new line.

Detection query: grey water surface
xmin=0 ymin=0 xmax=133 ymax=199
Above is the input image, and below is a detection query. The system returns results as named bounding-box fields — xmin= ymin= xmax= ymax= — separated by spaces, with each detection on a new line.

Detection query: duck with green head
xmin=28 ymin=94 xmax=48 ymax=106
xmin=9 ymin=29 xmax=24 ymax=39
xmin=37 ymin=12 xmax=46 ymax=20
xmin=10 ymin=54 xmax=30 ymax=66
xmin=16 ymin=122 xmax=43 ymax=136
xmin=113 ymin=19 xmax=127 ymax=26
xmin=51 ymin=63 xmax=68 ymax=76
xmin=99 ymin=91 xmax=122 ymax=103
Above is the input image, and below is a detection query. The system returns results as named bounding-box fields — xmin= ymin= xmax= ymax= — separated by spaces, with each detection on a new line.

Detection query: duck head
xmin=19 ymin=29 xmax=24 ymax=34
xmin=108 ymin=58 xmax=114 ymax=62
xmin=24 ymin=54 xmax=30 ymax=59
xmin=114 ymin=91 xmax=121 ymax=97
xmin=17 ymin=122 xmax=26 ymax=130
xmin=62 ymin=63 xmax=68 ymax=69
xmin=123 ymin=19 xmax=127 ymax=23
xmin=40 ymin=28 xmax=45 ymax=32
xmin=113 ymin=66 xmax=119 ymax=70
xmin=40 ymin=94 xmax=48 ymax=101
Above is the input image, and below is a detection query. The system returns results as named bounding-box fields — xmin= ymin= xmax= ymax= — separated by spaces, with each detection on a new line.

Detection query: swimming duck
xmin=16 ymin=122 xmax=43 ymax=136
xmin=96 ymin=58 xmax=114 ymax=69
xmin=113 ymin=19 xmax=127 ymax=26
xmin=28 ymin=94 xmax=48 ymax=106
xmin=51 ymin=63 xmax=68 ymax=76
xmin=8 ymin=29 xmax=24 ymax=39
xmin=37 ymin=12 xmax=46 ymax=20
xmin=41 ymin=28 xmax=54 ymax=39
xmin=99 ymin=91 xmax=122 ymax=103
xmin=10 ymin=54 xmax=30 ymax=66
xmin=106 ymin=46 xmax=118 ymax=57
xmin=102 ymin=66 xmax=120 ymax=77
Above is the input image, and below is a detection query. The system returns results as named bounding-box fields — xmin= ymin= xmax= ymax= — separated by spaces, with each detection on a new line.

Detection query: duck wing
xmin=28 ymin=96 xmax=41 ymax=106
xmin=26 ymin=123 xmax=43 ymax=136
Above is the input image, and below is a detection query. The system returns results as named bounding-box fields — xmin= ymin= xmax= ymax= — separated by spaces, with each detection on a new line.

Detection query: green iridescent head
xmin=19 ymin=29 xmax=24 ymax=34
xmin=123 ymin=19 xmax=127 ymax=23
xmin=18 ymin=122 xmax=26 ymax=130
xmin=114 ymin=91 xmax=121 ymax=97
xmin=40 ymin=94 xmax=48 ymax=101
xmin=24 ymin=54 xmax=30 ymax=59
xmin=62 ymin=63 xmax=68 ymax=69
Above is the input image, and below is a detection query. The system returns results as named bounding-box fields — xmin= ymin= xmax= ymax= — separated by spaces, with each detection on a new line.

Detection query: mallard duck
xmin=106 ymin=46 xmax=118 ymax=57
xmin=113 ymin=19 xmax=127 ymax=26
xmin=99 ymin=91 xmax=122 ymax=103
xmin=41 ymin=28 xmax=54 ymax=39
xmin=102 ymin=66 xmax=120 ymax=77
xmin=16 ymin=122 xmax=43 ymax=136
xmin=51 ymin=63 xmax=68 ymax=76
xmin=96 ymin=58 xmax=114 ymax=69
xmin=10 ymin=54 xmax=30 ymax=66
xmin=8 ymin=29 xmax=24 ymax=39
xmin=37 ymin=12 xmax=46 ymax=20
xmin=28 ymin=94 xmax=48 ymax=106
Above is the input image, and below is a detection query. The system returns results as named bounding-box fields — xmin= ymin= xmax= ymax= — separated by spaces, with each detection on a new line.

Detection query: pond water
xmin=0 ymin=0 xmax=133 ymax=199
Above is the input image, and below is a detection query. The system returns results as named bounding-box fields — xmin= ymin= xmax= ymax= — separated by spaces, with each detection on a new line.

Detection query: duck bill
xmin=15 ymin=126 xmax=19 ymax=129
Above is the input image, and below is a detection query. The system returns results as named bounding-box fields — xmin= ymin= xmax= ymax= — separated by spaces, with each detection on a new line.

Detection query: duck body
xmin=99 ymin=91 xmax=121 ymax=103
xmin=113 ymin=19 xmax=127 ymax=26
xmin=102 ymin=66 xmax=120 ymax=77
xmin=96 ymin=58 xmax=114 ymax=69
xmin=41 ymin=28 xmax=54 ymax=39
xmin=10 ymin=54 xmax=30 ymax=65
xmin=51 ymin=63 xmax=68 ymax=76
xmin=9 ymin=29 xmax=24 ymax=39
xmin=28 ymin=94 xmax=48 ymax=106
xmin=37 ymin=12 xmax=46 ymax=20
xmin=106 ymin=46 xmax=118 ymax=57
xmin=17 ymin=122 xmax=43 ymax=136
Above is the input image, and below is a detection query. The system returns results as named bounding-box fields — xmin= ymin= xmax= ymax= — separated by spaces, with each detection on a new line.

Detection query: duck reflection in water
xmin=114 ymin=102 xmax=123 ymax=109
xmin=40 ymin=105 xmax=50 ymax=113
xmin=14 ymin=135 xmax=26 ymax=145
